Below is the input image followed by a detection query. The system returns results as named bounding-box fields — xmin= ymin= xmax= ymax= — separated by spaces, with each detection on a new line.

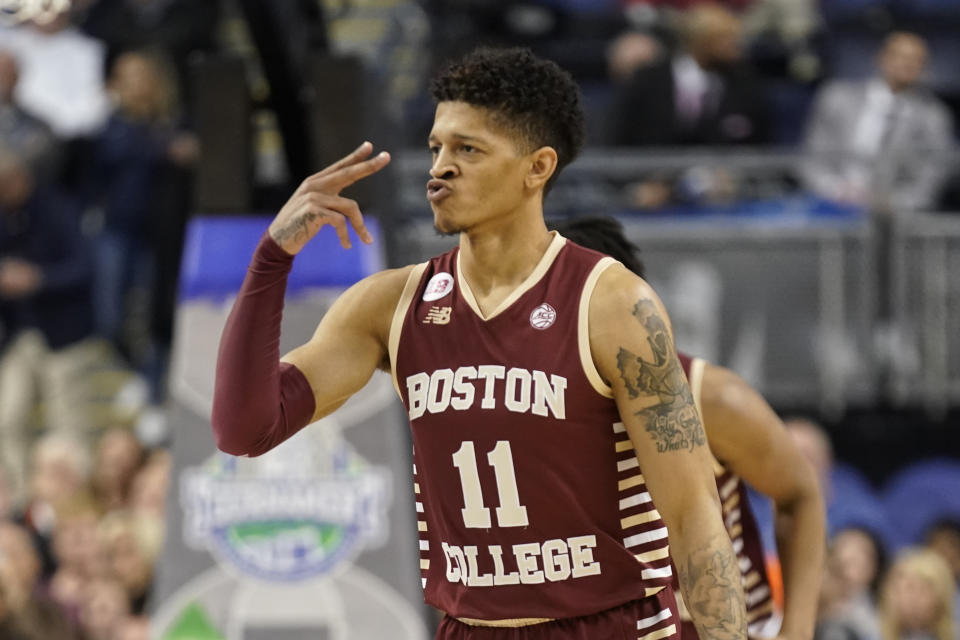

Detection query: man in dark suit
xmin=609 ymin=3 xmax=769 ymax=147
xmin=0 ymin=153 xmax=94 ymax=504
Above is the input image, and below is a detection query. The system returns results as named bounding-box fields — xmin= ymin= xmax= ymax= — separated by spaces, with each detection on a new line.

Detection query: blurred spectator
xmin=817 ymin=526 xmax=885 ymax=640
xmin=836 ymin=527 xmax=887 ymax=599
xmin=609 ymin=2 xmax=769 ymax=147
xmin=926 ymin=520 xmax=960 ymax=584
xmin=0 ymin=155 xmax=94 ymax=504
xmin=786 ymin=418 xmax=894 ymax=544
xmin=786 ymin=417 xmax=834 ymax=492
xmin=0 ymin=523 xmax=41 ymax=609
xmin=924 ymin=519 xmax=960 ymax=617
xmin=51 ymin=497 xmax=105 ymax=582
xmin=82 ymin=49 xmax=197 ymax=373
xmin=27 ymin=435 xmax=92 ymax=523
xmin=98 ymin=511 xmax=161 ymax=613
xmin=92 ymin=429 xmax=145 ymax=512
xmin=878 ymin=548 xmax=956 ymax=640
xmin=78 ymin=577 xmax=130 ymax=640
xmin=0 ymin=521 xmax=77 ymax=639
xmin=609 ymin=3 xmax=769 ymax=209
xmin=0 ymin=10 xmax=110 ymax=138
xmin=607 ymin=30 xmax=664 ymax=85
xmin=112 ymin=615 xmax=149 ymax=640
xmin=0 ymin=550 xmax=30 ymax=638
xmin=0 ymin=465 xmax=13 ymax=520
xmin=127 ymin=449 xmax=171 ymax=521
xmin=24 ymin=435 xmax=95 ymax=578
xmin=802 ymin=32 xmax=955 ymax=214
xmin=48 ymin=565 xmax=85 ymax=621
xmin=79 ymin=0 xmax=219 ymax=93
xmin=0 ymin=50 xmax=59 ymax=180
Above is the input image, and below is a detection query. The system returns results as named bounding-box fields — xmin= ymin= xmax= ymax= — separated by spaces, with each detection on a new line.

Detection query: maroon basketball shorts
xmin=436 ymin=587 xmax=679 ymax=640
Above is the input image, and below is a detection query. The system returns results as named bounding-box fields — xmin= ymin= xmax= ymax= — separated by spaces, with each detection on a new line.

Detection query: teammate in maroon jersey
xmin=212 ymin=48 xmax=747 ymax=639
xmin=550 ymin=216 xmax=826 ymax=640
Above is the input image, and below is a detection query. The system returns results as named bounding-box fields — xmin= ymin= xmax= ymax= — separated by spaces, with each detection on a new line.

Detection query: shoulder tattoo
xmin=616 ymin=300 xmax=706 ymax=453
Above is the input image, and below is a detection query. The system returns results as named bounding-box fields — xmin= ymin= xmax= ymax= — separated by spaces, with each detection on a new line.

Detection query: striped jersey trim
xmin=637 ymin=607 xmax=672 ymax=630
xmin=412 ymin=449 xmax=430 ymax=592
xmin=613 ymin=421 xmax=671 ymax=588
xmin=675 ymin=360 xmax=773 ymax=628
xmin=636 ymin=598 xmax=676 ymax=640
xmin=639 ymin=624 xmax=677 ymax=640
xmin=716 ymin=465 xmax=773 ymax=624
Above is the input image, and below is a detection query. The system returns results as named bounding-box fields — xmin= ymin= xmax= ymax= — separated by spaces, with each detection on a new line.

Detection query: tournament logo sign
xmin=154 ymin=405 xmax=427 ymax=640
xmin=181 ymin=430 xmax=389 ymax=582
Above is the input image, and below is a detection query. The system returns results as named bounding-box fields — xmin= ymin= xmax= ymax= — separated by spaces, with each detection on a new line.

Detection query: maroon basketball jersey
xmin=389 ymin=233 xmax=675 ymax=623
xmin=677 ymin=353 xmax=775 ymax=636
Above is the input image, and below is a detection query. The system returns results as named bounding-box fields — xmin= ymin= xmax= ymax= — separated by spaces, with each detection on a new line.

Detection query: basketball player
xmin=213 ymin=48 xmax=747 ymax=639
xmin=549 ymin=217 xmax=826 ymax=640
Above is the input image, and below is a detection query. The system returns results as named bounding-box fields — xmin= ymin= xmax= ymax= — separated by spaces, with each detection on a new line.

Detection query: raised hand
xmin=268 ymin=141 xmax=391 ymax=255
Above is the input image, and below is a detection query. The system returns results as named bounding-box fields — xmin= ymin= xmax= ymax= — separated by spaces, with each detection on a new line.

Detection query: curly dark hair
xmin=431 ymin=47 xmax=586 ymax=192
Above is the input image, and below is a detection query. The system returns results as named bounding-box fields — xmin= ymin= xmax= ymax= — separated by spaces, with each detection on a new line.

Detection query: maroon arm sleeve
xmin=211 ymin=233 xmax=317 ymax=457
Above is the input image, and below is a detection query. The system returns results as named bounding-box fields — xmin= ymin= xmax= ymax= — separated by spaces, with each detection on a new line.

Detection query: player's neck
xmin=458 ymin=213 xmax=553 ymax=307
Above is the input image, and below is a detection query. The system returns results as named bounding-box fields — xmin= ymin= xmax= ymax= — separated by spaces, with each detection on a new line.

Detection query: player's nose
xmin=429 ymin=151 xmax=458 ymax=180
xmin=430 ymin=166 xmax=456 ymax=180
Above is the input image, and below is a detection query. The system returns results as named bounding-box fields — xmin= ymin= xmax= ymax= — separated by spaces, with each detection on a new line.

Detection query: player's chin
xmin=432 ymin=209 xmax=464 ymax=237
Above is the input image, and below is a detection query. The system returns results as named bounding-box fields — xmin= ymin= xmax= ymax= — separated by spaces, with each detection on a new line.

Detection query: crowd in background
xmin=0 ymin=1 xmax=212 ymax=638
xmin=0 ymin=430 xmax=170 ymax=640
xmin=782 ymin=418 xmax=960 ymax=640
xmin=0 ymin=1 xmax=957 ymax=639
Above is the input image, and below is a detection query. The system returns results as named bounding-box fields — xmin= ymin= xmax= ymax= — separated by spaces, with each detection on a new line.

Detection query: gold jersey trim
xmin=389 ymin=262 xmax=428 ymax=396
xmin=456 ymin=231 xmax=566 ymax=322
xmin=454 ymin=616 xmax=554 ymax=627
xmin=578 ymin=256 xmax=619 ymax=398
xmin=687 ymin=356 xmax=726 ymax=477
xmin=688 ymin=356 xmax=705 ymax=419
xmin=640 ymin=623 xmax=677 ymax=640
xmin=452 ymin=587 xmax=666 ymax=628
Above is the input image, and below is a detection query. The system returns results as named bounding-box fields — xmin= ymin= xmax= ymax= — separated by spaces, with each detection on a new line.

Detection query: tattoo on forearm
xmin=272 ymin=212 xmax=318 ymax=247
xmin=679 ymin=537 xmax=748 ymax=640
xmin=616 ymin=300 xmax=706 ymax=453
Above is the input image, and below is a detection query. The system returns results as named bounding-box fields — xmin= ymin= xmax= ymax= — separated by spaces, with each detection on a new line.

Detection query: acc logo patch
xmin=423 ymin=272 xmax=454 ymax=302
xmin=529 ymin=303 xmax=557 ymax=330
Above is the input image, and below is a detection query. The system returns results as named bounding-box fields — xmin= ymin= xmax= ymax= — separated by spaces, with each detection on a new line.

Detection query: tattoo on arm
xmin=616 ymin=300 xmax=706 ymax=453
xmin=678 ymin=536 xmax=748 ymax=640
xmin=272 ymin=212 xmax=318 ymax=247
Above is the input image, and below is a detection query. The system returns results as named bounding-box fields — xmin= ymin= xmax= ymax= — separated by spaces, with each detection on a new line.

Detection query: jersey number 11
xmin=452 ymin=441 xmax=530 ymax=528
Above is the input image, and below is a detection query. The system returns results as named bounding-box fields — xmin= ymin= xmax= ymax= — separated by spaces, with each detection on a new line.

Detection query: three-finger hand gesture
xmin=268 ymin=141 xmax=391 ymax=255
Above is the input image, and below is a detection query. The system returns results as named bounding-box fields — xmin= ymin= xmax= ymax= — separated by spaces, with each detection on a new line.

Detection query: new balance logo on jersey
xmin=406 ymin=366 xmax=567 ymax=420
xmin=423 ymin=306 xmax=452 ymax=325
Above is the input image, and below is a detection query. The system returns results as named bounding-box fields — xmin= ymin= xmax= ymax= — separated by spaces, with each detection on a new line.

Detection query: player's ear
xmin=525 ymin=146 xmax=558 ymax=191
